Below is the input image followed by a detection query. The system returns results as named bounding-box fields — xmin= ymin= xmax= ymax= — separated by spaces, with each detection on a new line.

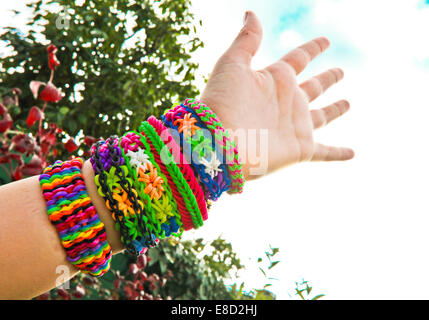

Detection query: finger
xmin=223 ymin=10 xmax=263 ymax=65
xmin=280 ymin=37 xmax=330 ymax=74
xmin=300 ymin=68 xmax=344 ymax=102
xmin=311 ymin=100 xmax=350 ymax=129
xmin=311 ymin=143 xmax=354 ymax=162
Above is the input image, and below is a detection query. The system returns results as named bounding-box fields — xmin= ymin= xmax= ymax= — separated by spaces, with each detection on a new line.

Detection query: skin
xmin=0 ymin=11 xmax=352 ymax=299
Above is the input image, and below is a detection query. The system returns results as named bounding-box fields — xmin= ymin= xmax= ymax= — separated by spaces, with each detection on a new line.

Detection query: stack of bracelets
xmin=38 ymin=99 xmax=244 ymax=277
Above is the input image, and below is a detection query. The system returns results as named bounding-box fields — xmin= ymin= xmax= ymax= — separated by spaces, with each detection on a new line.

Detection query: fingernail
xmin=243 ymin=11 xmax=249 ymax=24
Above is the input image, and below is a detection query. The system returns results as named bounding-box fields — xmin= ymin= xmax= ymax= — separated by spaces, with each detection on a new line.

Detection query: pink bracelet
xmin=147 ymin=116 xmax=208 ymax=226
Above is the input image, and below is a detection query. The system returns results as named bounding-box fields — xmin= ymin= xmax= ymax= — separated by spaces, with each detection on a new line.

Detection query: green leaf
xmin=59 ymin=106 xmax=69 ymax=114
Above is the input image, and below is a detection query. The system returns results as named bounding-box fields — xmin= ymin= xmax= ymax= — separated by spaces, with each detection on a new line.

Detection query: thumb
xmin=225 ymin=11 xmax=263 ymax=65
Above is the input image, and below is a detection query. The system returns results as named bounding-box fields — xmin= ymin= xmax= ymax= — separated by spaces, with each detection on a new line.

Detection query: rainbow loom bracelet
xmin=92 ymin=138 xmax=156 ymax=255
xmin=161 ymin=104 xmax=230 ymax=200
xmin=183 ymin=98 xmax=245 ymax=194
xmin=140 ymin=121 xmax=204 ymax=229
xmin=119 ymin=131 xmax=182 ymax=238
xmin=147 ymin=115 xmax=209 ymax=224
xmin=39 ymin=158 xmax=112 ymax=276
xmin=131 ymin=130 xmax=185 ymax=234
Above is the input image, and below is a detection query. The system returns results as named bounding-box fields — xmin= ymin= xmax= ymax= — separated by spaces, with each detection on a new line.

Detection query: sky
xmin=1 ymin=0 xmax=429 ymax=299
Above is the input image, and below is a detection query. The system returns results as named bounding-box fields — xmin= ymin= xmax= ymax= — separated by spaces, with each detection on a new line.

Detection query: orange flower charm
xmin=106 ymin=188 xmax=143 ymax=220
xmin=174 ymin=113 xmax=200 ymax=138
xmin=138 ymin=163 xmax=165 ymax=200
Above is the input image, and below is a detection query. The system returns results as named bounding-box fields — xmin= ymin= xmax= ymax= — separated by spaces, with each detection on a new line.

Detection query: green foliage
xmin=230 ymin=246 xmax=279 ymax=300
xmin=0 ymin=0 xmax=203 ymax=144
xmin=147 ymin=237 xmax=244 ymax=299
xmin=294 ymin=280 xmax=325 ymax=300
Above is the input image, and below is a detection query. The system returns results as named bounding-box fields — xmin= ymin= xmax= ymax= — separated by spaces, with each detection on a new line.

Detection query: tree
xmin=0 ymin=0 xmax=203 ymax=148
xmin=37 ymin=237 xmax=245 ymax=300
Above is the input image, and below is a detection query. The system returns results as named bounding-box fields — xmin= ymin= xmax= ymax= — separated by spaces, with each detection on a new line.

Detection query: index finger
xmin=280 ymin=37 xmax=330 ymax=75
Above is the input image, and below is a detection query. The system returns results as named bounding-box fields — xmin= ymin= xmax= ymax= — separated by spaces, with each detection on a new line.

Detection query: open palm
xmin=200 ymin=11 xmax=354 ymax=180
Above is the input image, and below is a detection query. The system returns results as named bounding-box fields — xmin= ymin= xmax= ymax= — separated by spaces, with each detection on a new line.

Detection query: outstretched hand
xmin=200 ymin=11 xmax=354 ymax=180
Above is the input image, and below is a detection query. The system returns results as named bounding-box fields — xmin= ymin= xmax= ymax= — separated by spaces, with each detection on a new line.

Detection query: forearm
xmin=0 ymin=160 xmax=123 ymax=299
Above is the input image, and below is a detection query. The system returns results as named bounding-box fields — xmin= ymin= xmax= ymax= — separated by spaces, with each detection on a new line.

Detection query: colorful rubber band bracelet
xmin=140 ymin=121 xmax=204 ymax=229
xmin=130 ymin=130 xmax=185 ymax=234
xmin=184 ymin=98 xmax=245 ymax=194
xmin=161 ymin=104 xmax=230 ymax=200
xmin=39 ymin=158 xmax=112 ymax=276
xmin=119 ymin=132 xmax=182 ymax=238
xmin=148 ymin=115 xmax=208 ymax=225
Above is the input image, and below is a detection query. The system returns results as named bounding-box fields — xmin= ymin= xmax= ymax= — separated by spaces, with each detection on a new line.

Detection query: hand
xmin=200 ymin=11 xmax=354 ymax=180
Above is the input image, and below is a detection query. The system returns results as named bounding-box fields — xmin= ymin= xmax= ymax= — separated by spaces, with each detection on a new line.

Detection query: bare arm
xmin=0 ymin=160 xmax=123 ymax=299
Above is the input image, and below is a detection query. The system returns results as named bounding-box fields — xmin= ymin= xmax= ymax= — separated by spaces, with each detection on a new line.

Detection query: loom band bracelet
xmin=40 ymin=173 xmax=83 ymax=194
xmin=140 ymin=121 xmax=204 ymax=229
xmin=119 ymin=136 xmax=164 ymax=238
xmin=161 ymin=105 xmax=230 ymax=194
xmin=183 ymin=98 xmax=245 ymax=194
xmin=104 ymin=147 xmax=158 ymax=251
xmin=39 ymin=158 xmax=112 ymax=276
xmin=41 ymin=160 xmax=82 ymax=176
xmin=90 ymin=137 xmax=124 ymax=174
xmin=139 ymin=121 xmax=200 ymax=227
xmin=160 ymin=113 xmax=227 ymax=201
xmin=60 ymin=218 xmax=106 ymax=246
xmin=54 ymin=203 xmax=97 ymax=231
xmin=150 ymin=193 xmax=181 ymax=236
xmin=183 ymin=99 xmax=244 ymax=193
xmin=47 ymin=191 xmax=90 ymax=220
xmin=46 ymin=183 xmax=86 ymax=204
xmin=92 ymin=143 xmax=141 ymax=254
xmin=46 ymin=197 xmax=92 ymax=223
xmin=147 ymin=116 xmax=209 ymax=223
xmin=185 ymin=127 xmax=232 ymax=199
xmin=130 ymin=129 xmax=186 ymax=231
xmin=66 ymin=233 xmax=109 ymax=261
xmin=73 ymin=243 xmax=111 ymax=270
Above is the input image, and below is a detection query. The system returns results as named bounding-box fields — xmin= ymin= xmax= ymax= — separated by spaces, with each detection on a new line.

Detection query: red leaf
xmin=0 ymin=155 xmax=10 ymax=164
xmin=11 ymin=134 xmax=36 ymax=154
xmin=2 ymin=96 xmax=15 ymax=106
xmin=137 ymin=254 xmax=147 ymax=269
xmin=40 ymin=83 xmax=63 ymax=103
xmin=29 ymin=81 xmax=44 ymax=100
xmin=83 ymin=136 xmax=97 ymax=146
xmin=128 ymin=263 xmax=139 ymax=275
xmin=26 ymin=106 xmax=44 ymax=128
xmin=41 ymin=132 xmax=57 ymax=146
xmin=0 ymin=118 xmax=12 ymax=133
xmin=36 ymin=292 xmax=50 ymax=300
xmin=72 ymin=284 xmax=85 ymax=299
xmin=140 ymin=271 xmax=148 ymax=282
xmin=64 ymin=138 xmax=78 ymax=153
xmin=13 ymin=166 xmax=22 ymax=181
xmin=47 ymin=44 xmax=58 ymax=54
xmin=21 ymin=155 xmax=43 ymax=176
xmin=11 ymin=87 xmax=22 ymax=96
xmin=56 ymin=288 xmax=70 ymax=300
xmin=48 ymin=53 xmax=61 ymax=70
xmin=0 ymin=104 xmax=7 ymax=115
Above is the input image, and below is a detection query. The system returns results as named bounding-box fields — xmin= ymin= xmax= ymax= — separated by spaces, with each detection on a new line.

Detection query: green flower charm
xmin=151 ymin=195 xmax=174 ymax=224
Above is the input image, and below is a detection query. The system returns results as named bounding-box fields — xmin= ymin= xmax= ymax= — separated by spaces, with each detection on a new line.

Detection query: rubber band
xmin=148 ymin=115 xmax=208 ymax=225
xmin=183 ymin=98 xmax=245 ymax=194
xmin=140 ymin=121 xmax=204 ymax=229
xmin=39 ymin=158 xmax=112 ymax=276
